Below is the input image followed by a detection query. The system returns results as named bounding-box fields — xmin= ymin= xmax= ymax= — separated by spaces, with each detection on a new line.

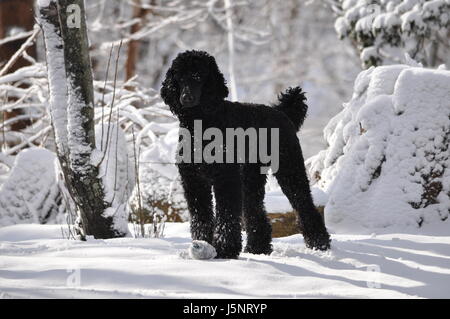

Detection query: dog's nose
xmin=180 ymin=90 xmax=195 ymax=106
xmin=181 ymin=93 xmax=194 ymax=103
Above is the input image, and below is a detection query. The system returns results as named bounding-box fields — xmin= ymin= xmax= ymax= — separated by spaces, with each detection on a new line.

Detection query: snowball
xmin=188 ymin=240 xmax=217 ymax=260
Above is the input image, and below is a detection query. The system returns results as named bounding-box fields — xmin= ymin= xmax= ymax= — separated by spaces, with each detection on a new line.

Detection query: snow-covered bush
xmin=307 ymin=64 xmax=450 ymax=232
xmin=128 ymin=113 xmax=189 ymax=229
xmin=0 ymin=64 xmax=51 ymax=154
xmin=332 ymin=0 xmax=450 ymax=68
xmin=0 ymin=148 xmax=65 ymax=226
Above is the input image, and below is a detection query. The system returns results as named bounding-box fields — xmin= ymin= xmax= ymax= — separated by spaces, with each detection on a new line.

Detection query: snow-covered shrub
xmin=307 ymin=64 xmax=450 ymax=232
xmin=0 ymin=64 xmax=51 ymax=154
xmin=128 ymin=114 xmax=189 ymax=228
xmin=0 ymin=148 xmax=65 ymax=226
xmin=130 ymin=163 xmax=188 ymax=223
xmin=332 ymin=0 xmax=450 ymax=68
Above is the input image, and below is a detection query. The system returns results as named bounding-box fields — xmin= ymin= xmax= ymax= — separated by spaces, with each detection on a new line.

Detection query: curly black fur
xmin=161 ymin=50 xmax=331 ymax=258
xmin=275 ymin=86 xmax=308 ymax=130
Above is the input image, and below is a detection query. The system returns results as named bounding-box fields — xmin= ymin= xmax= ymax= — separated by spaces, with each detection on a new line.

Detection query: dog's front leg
xmin=179 ymin=166 xmax=214 ymax=244
xmin=212 ymin=167 xmax=243 ymax=259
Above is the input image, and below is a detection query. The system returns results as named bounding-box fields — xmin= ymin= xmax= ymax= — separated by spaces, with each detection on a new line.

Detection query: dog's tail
xmin=274 ymin=86 xmax=308 ymax=131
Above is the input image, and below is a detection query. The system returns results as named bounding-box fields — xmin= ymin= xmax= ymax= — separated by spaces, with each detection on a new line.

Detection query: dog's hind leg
xmin=212 ymin=166 xmax=243 ymax=259
xmin=242 ymin=164 xmax=272 ymax=255
xmin=274 ymin=144 xmax=331 ymax=251
xmin=179 ymin=167 xmax=214 ymax=244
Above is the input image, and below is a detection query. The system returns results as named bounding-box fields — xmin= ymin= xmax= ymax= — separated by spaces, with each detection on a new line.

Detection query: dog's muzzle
xmin=180 ymin=93 xmax=195 ymax=107
xmin=180 ymin=86 xmax=199 ymax=108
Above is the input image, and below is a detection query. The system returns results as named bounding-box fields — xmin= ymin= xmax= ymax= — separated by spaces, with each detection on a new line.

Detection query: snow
xmin=263 ymin=187 xmax=327 ymax=214
xmin=423 ymin=0 xmax=447 ymax=17
xmin=0 ymin=65 xmax=46 ymax=85
xmin=139 ymin=127 xmax=179 ymax=180
xmin=334 ymin=0 xmax=450 ymax=67
xmin=0 ymin=222 xmax=449 ymax=298
xmin=0 ymin=149 xmax=64 ymax=227
xmin=355 ymin=14 xmax=377 ymax=34
xmin=373 ymin=12 xmax=401 ymax=30
xmin=335 ymin=17 xmax=350 ymax=38
xmin=360 ymin=46 xmax=378 ymax=64
xmin=401 ymin=9 xmax=427 ymax=33
xmin=395 ymin=0 xmax=422 ymax=15
xmin=2 ymin=0 xmax=449 ymax=299
xmin=37 ymin=0 xmax=52 ymax=7
xmin=37 ymin=0 xmax=68 ymax=156
xmin=94 ymin=123 xmax=134 ymax=234
xmin=66 ymin=88 xmax=95 ymax=177
xmin=307 ymin=65 xmax=450 ymax=234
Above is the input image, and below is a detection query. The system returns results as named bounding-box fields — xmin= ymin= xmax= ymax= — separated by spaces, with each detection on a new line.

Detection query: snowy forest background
xmin=1 ymin=0 xmax=450 ymax=299
xmin=0 ymin=0 xmax=449 ymax=236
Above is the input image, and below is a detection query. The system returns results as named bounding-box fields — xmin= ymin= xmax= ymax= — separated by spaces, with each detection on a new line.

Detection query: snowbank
xmin=307 ymin=65 xmax=450 ymax=233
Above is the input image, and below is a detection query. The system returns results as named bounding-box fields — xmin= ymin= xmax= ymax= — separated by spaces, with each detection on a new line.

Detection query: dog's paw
xmin=304 ymin=232 xmax=331 ymax=251
xmin=213 ymin=240 xmax=241 ymax=259
xmin=215 ymin=251 xmax=240 ymax=259
xmin=244 ymin=244 xmax=273 ymax=255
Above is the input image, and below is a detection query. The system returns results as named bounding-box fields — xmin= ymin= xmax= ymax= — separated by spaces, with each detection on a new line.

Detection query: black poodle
xmin=161 ymin=50 xmax=331 ymax=259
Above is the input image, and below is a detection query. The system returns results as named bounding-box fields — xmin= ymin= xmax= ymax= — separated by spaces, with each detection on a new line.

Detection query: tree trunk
xmin=38 ymin=0 xmax=127 ymax=239
xmin=224 ymin=0 xmax=238 ymax=101
xmin=0 ymin=0 xmax=36 ymax=131
xmin=125 ymin=0 xmax=152 ymax=81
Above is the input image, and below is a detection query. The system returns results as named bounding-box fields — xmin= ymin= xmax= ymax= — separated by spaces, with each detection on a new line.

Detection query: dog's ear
xmin=160 ymin=67 xmax=181 ymax=114
xmin=203 ymin=55 xmax=229 ymax=101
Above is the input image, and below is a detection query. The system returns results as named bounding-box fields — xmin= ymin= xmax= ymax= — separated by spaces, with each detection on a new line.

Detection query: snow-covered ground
xmin=1 ymin=222 xmax=449 ymax=299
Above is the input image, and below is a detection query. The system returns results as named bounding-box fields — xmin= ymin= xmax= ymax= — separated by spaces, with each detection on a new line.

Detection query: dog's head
xmin=160 ymin=50 xmax=229 ymax=116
